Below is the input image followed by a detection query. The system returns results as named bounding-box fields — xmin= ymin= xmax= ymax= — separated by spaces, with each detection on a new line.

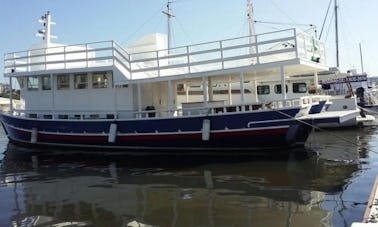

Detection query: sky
xmin=1 ymin=0 xmax=378 ymax=83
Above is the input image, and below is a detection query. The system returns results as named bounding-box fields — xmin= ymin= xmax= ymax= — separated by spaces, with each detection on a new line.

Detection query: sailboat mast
xmin=334 ymin=0 xmax=340 ymax=67
xmin=359 ymin=42 xmax=365 ymax=73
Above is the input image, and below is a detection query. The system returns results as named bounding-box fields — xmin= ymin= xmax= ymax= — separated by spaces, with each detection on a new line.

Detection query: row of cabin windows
xmin=257 ymin=83 xmax=307 ymax=95
xmin=26 ymin=72 xmax=111 ymax=91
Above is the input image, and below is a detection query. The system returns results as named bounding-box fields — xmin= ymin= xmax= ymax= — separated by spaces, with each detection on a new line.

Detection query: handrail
xmin=8 ymin=95 xmax=330 ymax=121
xmin=4 ymin=28 xmax=326 ymax=79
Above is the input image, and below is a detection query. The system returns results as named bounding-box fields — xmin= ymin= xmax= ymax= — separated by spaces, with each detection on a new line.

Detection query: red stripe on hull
xmin=10 ymin=126 xmax=288 ymax=142
xmin=115 ymin=127 xmax=288 ymax=141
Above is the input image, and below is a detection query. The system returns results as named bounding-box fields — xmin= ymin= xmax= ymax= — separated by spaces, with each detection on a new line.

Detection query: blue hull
xmin=1 ymin=108 xmax=313 ymax=151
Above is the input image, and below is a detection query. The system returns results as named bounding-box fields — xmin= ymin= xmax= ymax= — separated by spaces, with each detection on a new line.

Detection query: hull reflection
xmin=1 ymin=143 xmax=360 ymax=227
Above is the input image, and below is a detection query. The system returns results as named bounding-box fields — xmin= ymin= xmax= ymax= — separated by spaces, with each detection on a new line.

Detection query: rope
xmin=274 ymin=109 xmax=378 ymax=154
xmin=120 ymin=6 xmax=164 ymax=45
xmin=360 ymin=106 xmax=378 ymax=115
xmin=319 ymin=0 xmax=333 ymax=40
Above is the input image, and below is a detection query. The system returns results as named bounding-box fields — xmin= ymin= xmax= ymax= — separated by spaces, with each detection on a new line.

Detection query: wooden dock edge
xmin=363 ymin=174 xmax=378 ymax=223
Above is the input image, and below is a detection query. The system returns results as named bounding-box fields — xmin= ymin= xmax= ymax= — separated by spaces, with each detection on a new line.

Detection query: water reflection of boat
xmin=1 ymin=144 xmax=359 ymax=227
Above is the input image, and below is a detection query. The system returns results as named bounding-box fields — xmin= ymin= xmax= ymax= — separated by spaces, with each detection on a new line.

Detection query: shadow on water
xmin=0 ymin=137 xmax=363 ymax=227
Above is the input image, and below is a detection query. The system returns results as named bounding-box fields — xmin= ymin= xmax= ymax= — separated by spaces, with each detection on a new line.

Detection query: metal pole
xmin=335 ymin=0 xmax=340 ymax=67
xmin=247 ymin=0 xmax=256 ymax=57
xmin=359 ymin=42 xmax=364 ymax=73
xmin=162 ymin=1 xmax=175 ymax=51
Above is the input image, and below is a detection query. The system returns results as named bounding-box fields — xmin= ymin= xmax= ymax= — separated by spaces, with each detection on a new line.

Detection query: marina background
xmin=1 ymin=126 xmax=378 ymax=226
xmin=1 ymin=1 xmax=378 ymax=226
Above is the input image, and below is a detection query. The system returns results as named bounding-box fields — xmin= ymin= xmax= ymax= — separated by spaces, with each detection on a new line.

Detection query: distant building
xmin=0 ymin=83 xmax=10 ymax=94
xmin=368 ymin=77 xmax=378 ymax=87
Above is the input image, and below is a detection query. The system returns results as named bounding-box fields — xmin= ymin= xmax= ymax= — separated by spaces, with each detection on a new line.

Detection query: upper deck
xmin=4 ymin=28 xmax=327 ymax=81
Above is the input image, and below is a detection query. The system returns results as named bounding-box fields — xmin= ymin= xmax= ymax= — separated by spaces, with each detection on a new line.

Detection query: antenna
xmin=162 ymin=1 xmax=175 ymax=50
xmin=36 ymin=11 xmax=57 ymax=46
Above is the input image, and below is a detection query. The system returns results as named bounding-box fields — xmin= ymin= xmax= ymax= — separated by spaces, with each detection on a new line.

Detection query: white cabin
xmin=4 ymin=26 xmax=328 ymax=120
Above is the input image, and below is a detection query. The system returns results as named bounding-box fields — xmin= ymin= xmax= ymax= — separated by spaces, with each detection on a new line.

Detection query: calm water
xmin=1 ymin=127 xmax=378 ymax=227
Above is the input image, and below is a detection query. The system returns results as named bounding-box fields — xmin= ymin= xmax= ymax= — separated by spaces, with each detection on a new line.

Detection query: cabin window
xmin=177 ymin=84 xmax=184 ymax=92
xmin=57 ymin=74 xmax=70 ymax=90
xmin=27 ymin=76 xmax=39 ymax=90
xmin=293 ymin=83 xmax=307 ymax=93
xmin=274 ymin=84 xmax=288 ymax=94
xmin=29 ymin=113 xmax=37 ymax=118
xmin=74 ymin=74 xmax=88 ymax=89
xmin=92 ymin=72 xmax=110 ymax=88
xmin=41 ymin=75 xmax=51 ymax=90
xmin=257 ymin=85 xmax=270 ymax=95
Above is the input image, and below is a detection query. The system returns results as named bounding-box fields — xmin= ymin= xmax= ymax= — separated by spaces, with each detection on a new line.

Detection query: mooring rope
xmin=359 ymin=106 xmax=378 ymax=115
xmin=275 ymin=109 xmax=378 ymax=154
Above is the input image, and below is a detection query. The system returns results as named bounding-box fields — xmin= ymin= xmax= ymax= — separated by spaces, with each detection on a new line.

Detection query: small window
xmin=29 ymin=113 xmax=37 ymax=118
xmin=27 ymin=77 xmax=39 ymax=90
xmin=274 ymin=84 xmax=288 ymax=94
xmin=41 ymin=75 xmax=51 ymax=90
xmin=58 ymin=115 xmax=68 ymax=119
xmin=92 ymin=72 xmax=109 ymax=89
xmin=43 ymin=115 xmax=53 ymax=119
xmin=293 ymin=83 xmax=307 ymax=93
xmin=257 ymin=85 xmax=270 ymax=95
xmin=74 ymin=74 xmax=88 ymax=89
xmin=177 ymin=84 xmax=184 ymax=92
xmin=57 ymin=74 xmax=70 ymax=90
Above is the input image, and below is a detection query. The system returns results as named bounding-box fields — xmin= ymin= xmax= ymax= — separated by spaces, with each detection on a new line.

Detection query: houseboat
xmin=0 ymin=11 xmax=359 ymax=153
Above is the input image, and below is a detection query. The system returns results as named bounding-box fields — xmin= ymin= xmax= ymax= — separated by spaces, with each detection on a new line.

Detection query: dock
xmin=352 ymin=174 xmax=378 ymax=226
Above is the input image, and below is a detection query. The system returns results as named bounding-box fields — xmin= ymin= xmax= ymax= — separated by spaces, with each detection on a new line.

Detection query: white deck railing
xmin=4 ymin=29 xmax=326 ymax=80
xmin=8 ymin=95 xmax=330 ymax=121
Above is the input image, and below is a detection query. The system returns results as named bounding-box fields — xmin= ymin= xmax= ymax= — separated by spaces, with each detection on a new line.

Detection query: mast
xmin=247 ymin=0 xmax=256 ymax=54
xmin=162 ymin=1 xmax=175 ymax=50
xmin=334 ymin=0 xmax=340 ymax=67
xmin=36 ymin=11 xmax=57 ymax=47
xmin=359 ymin=42 xmax=364 ymax=73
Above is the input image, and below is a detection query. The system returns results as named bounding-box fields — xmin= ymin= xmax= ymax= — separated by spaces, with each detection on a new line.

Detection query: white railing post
xmin=27 ymin=51 xmax=31 ymax=72
xmin=186 ymin=46 xmax=191 ymax=73
xmin=255 ymin=35 xmax=260 ymax=64
xmin=44 ymin=48 xmax=47 ymax=70
xmin=294 ymin=29 xmax=298 ymax=59
xmin=112 ymin=41 xmax=115 ymax=66
xmin=86 ymin=43 xmax=89 ymax=68
xmin=220 ymin=41 xmax=224 ymax=69
xmin=156 ymin=51 xmax=160 ymax=77
xmin=64 ymin=46 xmax=67 ymax=69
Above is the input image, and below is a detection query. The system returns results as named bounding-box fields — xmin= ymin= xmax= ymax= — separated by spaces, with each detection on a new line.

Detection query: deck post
xmin=185 ymin=83 xmax=189 ymax=103
xmin=202 ymin=76 xmax=208 ymax=107
xmin=137 ymin=83 xmax=142 ymax=118
xmin=9 ymin=77 xmax=13 ymax=113
xmin=253 ymin=80 xmax=258 ymax=103
xmin=168 ymin=80 xmax=173 ymax=116
xmin=314 ymin=71 xmax=319 ymax=93
xmin=240 ymin=72 xmax=245 ymax=110
xmin=51 ymin=74 xmax=55 ymax=119
xmin=228 ymin=76 xmax=232 ymax=105
xmin=208 ymin=77 xmax=213 ymax=101
xmin=280 ymin=66 xmax=287 ymax=100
